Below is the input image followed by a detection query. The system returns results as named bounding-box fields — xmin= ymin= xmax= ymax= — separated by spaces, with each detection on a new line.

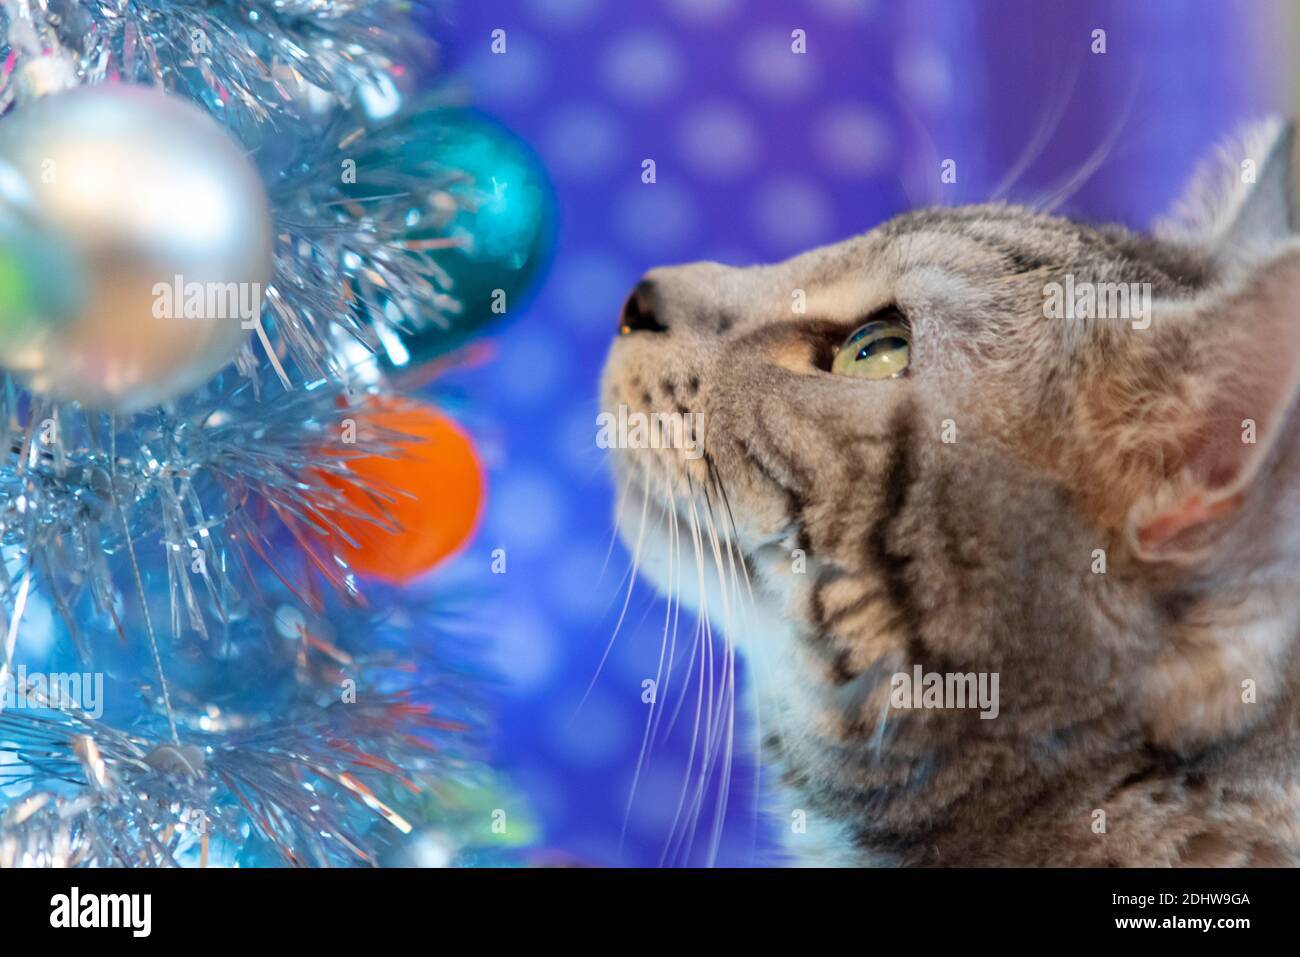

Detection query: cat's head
xmin=600 ymin=120 xmax=1300 ymax=757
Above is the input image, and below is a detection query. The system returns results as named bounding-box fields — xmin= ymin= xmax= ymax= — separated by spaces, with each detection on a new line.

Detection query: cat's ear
xmin=1125 ymin=245 xmax=1300 ymax=562
xmin=1155 ymin=118 xmax=1297 ymax=265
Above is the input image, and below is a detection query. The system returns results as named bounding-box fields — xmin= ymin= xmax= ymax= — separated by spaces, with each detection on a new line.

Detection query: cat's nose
xmin=619 ymin=280 xmax=668 ymax=335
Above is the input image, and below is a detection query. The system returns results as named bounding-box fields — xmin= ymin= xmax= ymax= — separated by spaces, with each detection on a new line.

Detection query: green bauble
xmin=350 ymin=108 xmax=556 ymax=364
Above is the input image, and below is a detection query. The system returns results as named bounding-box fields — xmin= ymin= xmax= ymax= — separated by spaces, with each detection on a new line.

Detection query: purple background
xmin=435 ymin=0 xmax=1285 ymax=865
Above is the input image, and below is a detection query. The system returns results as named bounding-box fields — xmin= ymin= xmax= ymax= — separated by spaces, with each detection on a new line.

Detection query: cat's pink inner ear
xmin=1135 ymin=489 xmax=1245 ymax=553
xmin=1132 ymin=249 xmax=1300 ymax=560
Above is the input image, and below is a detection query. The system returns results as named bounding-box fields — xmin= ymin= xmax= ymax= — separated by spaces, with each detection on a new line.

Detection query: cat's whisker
xmin=685 ymin=478 xmax=723 ymax=861
xmin=597 ymin=467 xmax=638 ymax=583
xmin=710 ymin=464 xmax=774 ymax=852
xmin=573 ymin=473 xmax=651 ymax=723
xmin=659 ymin=469 xmax=708 ymax=747
xmin=660 ymin=482 xmax=712 ymax=866
xmin=659 ymin=631 xmax=709 ymax=865
xmin=1035 ymin=74 xmax=1140 ymax=214
xmin=713 ymin=466 xmax=763 ymax=846
xmin=698 ymin=475 xmax=739 ymax=866
xmin=989 ymin=45 xmax=1082 ymax=204
xmin=658 ymin=614 xmax=708 ymax=864
xmin=585 ymin=471 xmax=653 ymax=647
xmin=620 ymin=461 xmax=681 ymax=858
xmin=890 ymin=98 xmax=945 ymax=207
xmin=648 ymin=467 xmax=685 ymax=755
xmin=717 ymin=654 xmax=738 ymax=866
xmin=711 ymin=464 xmax=755 ymax=601
xmin=682 ymin=476 xmax=720 ymax=865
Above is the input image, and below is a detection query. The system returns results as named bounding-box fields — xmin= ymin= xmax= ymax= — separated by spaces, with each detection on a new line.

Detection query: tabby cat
xmin=600 ymin=120 xmax=1300 ymax=866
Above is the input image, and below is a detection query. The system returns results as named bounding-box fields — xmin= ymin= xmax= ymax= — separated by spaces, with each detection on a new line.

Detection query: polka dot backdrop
xmin=433 ymin=0 xmax=1284 ymax=865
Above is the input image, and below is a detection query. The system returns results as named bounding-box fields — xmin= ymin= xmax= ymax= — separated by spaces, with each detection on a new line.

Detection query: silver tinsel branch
xmin=0 ymin=375 xmax=426 ymax=657
xmin=0 ymin=0 xmax=433 ymax=124
xmin=0 ymin=0 xmax=502 ymax=864
xmin=0 ymin=689 xmax=468 ymax=867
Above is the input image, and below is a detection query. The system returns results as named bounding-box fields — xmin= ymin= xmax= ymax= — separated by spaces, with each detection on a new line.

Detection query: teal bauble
xmin=348 ymin=108 xmax=555 ymax=365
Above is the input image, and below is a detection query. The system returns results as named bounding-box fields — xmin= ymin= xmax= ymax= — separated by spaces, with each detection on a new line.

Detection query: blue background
xmin=436 ymin=0 xmax=1287 ymax=866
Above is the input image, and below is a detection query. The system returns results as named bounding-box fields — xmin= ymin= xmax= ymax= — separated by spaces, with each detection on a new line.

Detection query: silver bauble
xmin=0 ymin=85 xmax=274 ymax=411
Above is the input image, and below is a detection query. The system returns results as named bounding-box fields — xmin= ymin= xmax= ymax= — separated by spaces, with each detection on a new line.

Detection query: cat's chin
xmin=615 ymin=483 xmax=704 ymax=617
xmin=613 ymin=476 xmax=776 ymax=629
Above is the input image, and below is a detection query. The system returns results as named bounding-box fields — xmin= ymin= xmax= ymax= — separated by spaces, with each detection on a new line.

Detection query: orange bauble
xmin=318 ymin=399 xmax=484 ymax=583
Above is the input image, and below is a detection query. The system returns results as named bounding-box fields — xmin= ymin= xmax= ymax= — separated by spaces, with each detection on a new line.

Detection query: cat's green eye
xmin=830 ymin=320 xmax=911 ymax=379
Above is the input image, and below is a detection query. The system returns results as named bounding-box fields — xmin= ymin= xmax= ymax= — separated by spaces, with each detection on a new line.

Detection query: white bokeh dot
xmin=813 ymin=105 xmax=892 ymax=176
xmin=547 ymin=540 xmax=617 ymax=621
xmin=809 ymin=0 xmax=876 ymax=19
xmin=510 ymin=768 xmax=568 ymax=828
xmin=466 ymin=34 xmax=549 ymax=107
xmin=526 ymin=0 xmax=601 ymax=29
xmin=625 ymin=756 xmax=694 ymax=837
xmin=740 ymin=31 xmax=817 ymax=100
xmin=490 ymin=604 xmax=561 ymax=690
xmin=752 ymin=177 xmax=835 ymax=252
xmin=552 ymin=248 xmax=635 ymax=332
xmin=601 ymin=31 xmax=685 ymax=104
xmin=490 ymin=468 xmax=568 ymax=555
xmin=615 ymin=181 xmax=698 ymax=255
xmin=487 ymin=324 xmax=567 ymax=404
xmin=551 ymin=689 xmax=627 ymax=766
xmin=664 ymin=0 xmax=738 ymax=24
xmin=556 ymin=401 xmax=608 ymax=477
xmin=677 ymin=102 xmax=758 ymax=179
xmin=612 ymin=617 xmax=679 ymax=686
xmin=541 ymin=103 xmax=622 ymax=178
xmin=895 ymin=44 xmax=951 ymax=108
